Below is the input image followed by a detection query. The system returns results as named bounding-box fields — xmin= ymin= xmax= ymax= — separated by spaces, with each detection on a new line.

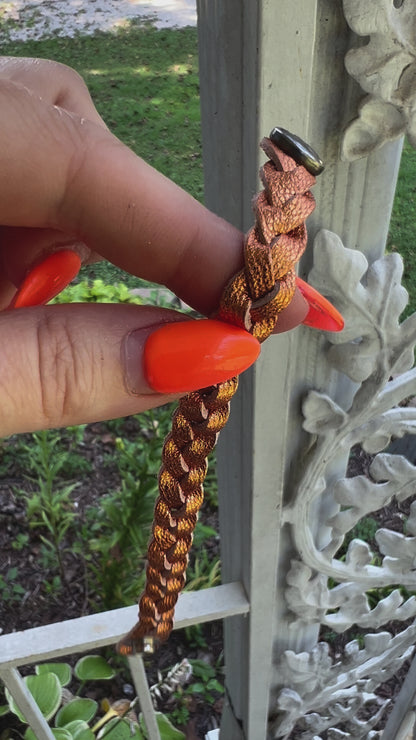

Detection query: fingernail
xmin=296 ymin=278 xmax=344 ymax=332
xmin=124 ymin=319 xmax=261 ymax=395
xmin=8 ymin=250 xmax=81 ymax=309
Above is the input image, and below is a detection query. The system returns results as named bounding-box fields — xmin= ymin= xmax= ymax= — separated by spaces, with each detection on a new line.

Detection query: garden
xmin=0 ymin=12 xmax=416 ymax=740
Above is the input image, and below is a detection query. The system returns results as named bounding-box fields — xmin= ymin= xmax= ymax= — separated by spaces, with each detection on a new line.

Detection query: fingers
xmin=58 ymin=131 xmax=246 ymax=316
xmin=0 ymin=56 xmax=107 ymax=127
xmin=0 ymin=68 xmax=307 ymax=325
xmin=0 ymin=227 xmax=94 ymax=294
xmin=0 ymin=77 xmax=244 ymax=315
xmin=0 ymin=303 xmax=175 ymax=436
xmin=274 ymin=289 xmax=307 ymax=333
xmin=0 ymin=304 xmax=260 ymax=437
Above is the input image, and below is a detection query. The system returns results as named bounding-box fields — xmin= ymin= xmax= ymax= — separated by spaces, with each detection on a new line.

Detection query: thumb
xmin=0 ymin=304 xmax=260 ymax=436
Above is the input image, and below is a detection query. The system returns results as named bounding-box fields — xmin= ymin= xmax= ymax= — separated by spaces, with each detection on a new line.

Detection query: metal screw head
xmin=270 ymin=127 xmax=324 ymax=176
xmin=142 ymin=636 xmax=155 ymax=654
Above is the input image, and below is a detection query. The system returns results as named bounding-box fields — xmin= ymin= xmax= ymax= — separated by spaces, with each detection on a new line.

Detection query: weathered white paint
xmin=381 ymin=651 xmax=416 ymax=739
xmin=342 ymin=0 xmax=416 ymax=159
xmin=0 ymin=583 xmax=248 ymax=738
xmin=196 ymin=0 xmax=409 ymax=737
xmin=128 ymin=655 xmax=162 ymax=740
xmin=0 ymin=582 xmax=248 ymax=667
xmin=1 ymin=668 xmax=55 ymax=740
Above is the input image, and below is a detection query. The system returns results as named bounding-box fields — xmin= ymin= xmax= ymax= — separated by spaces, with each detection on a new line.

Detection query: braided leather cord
xmin=117 ymin=135 xmax=317 ymax=655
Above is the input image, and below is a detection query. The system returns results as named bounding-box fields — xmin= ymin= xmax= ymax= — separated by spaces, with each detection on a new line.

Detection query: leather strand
xmin=117 ymin=135 xmax=317 ymax=655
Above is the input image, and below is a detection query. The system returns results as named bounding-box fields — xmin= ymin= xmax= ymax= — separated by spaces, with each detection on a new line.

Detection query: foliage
xmin=0 ymin=24 xmax=202 ymax=288
xmin=338 ymin=516 xmax=380 ymax=555
xmin=168 ymin=658 xmax=224 ymax=729
xmin=14 ymin=430 xmax=83 ymax=586
xmin=184 ymin=546 xmax=221 ymax=592
xmin=51 ymin=280 xmax=144 ymax=305
xmin=0 ymin=657 xmax=184 ymax=739
xmin=388 ymin=140 xmax=416 ymax=317
xmin=0 ymin=567 xmax=26 ymax=604
xmin=79 ymin=409 xmax=173 ymax=610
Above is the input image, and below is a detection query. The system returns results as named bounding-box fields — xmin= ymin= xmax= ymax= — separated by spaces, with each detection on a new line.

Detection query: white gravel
xmin=0 ymin=0 xmax=196 ymax=41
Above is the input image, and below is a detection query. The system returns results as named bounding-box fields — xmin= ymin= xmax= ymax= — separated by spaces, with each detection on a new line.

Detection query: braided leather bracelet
xmin=117 ymin=128 xmax=323 ymax=655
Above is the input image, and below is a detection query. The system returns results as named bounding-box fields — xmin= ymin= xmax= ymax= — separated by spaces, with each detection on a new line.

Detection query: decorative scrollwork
xmin=342 ymin=0 xmax=416 ymax=159
xmin=270 ymin=230 xmax=416 ymax=737
xmin=271 ymin=626 xmax=415 ymax=738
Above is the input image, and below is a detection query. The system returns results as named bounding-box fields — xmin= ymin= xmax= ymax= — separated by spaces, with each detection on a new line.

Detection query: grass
xmin=387 ymin=141 xmax=416 ymax=316
xmin=0 ymin=21 xmax=202 ymax=287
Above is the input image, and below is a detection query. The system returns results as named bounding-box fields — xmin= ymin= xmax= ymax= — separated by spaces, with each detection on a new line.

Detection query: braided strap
xmin=218 ymin=138 xmax=316 ymax=342
xmin=117 ymin=134 xmax=318 ymax=655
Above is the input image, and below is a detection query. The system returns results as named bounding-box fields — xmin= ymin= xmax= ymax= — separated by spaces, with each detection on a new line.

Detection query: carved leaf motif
xmin=370 ymin=453 xmax=416 ymax=502
xmin=326 ymin=588 xmax=416 ymax=633
xmin=286 ymin=560 xmax=416 ymax=633
xmin=276 ymin=227 xmax=416 ymax=736
xmin=272 ymin=628 xmax=416 ymax=737
xmin=376 ymin=529 xmax=416 ymax=568
xmin=342 ymin=0 xmax=416 ymax=158
xmin=345 ymin=539 xmax=373 ymax=568
xmin=308 ymin=230 xmax=368 ymax=342
xmin=329 ymin=477 xmax=392 ymax=537
xmin=283 ymin=645 xmax=332 ymax=691
xmin=302 ymin=391 xmax=347 ymax=434
xmin=274 ymin=688 xmax=304 ymax=736
xmin=361 ymin=432 xmax=393 ymax=455
xmin=328 ymin=454 xmax=416 ymax=538
xmin=361 ymin=408 xmax=416 ymax=454
xmin=308 ymin=231 xmax=410 ymax=384
xmin=406 ymin=501 xmax=416 ymax=534
xmin=278 ymin=644 xmax=332 ymax=696
xmin=286 ymin=561 xmax=350 ymax=624
xmin=342 ymin=99 xmax=406 ymax=161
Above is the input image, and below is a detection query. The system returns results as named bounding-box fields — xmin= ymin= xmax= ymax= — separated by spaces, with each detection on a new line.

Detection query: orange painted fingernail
xmin=296 ymin=277 xmax=344 ymax=332
xmin=8 ymin=250 xmax=81 ymax=309
xmin=140 ymin=319 xmax=260 ymax=393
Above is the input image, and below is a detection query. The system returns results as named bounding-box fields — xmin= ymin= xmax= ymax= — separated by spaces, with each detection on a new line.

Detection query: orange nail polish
xmin=296 ymin=278 xmax=344 ymax=332
xmin=8 ymin=250 xmax=81 ymax=309
xmin=143 ymin=319 xmax=261 ymax=393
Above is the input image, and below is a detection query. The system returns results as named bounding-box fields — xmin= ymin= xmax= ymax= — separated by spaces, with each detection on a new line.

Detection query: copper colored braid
xmin=117 ymin=132 xmax=319 ymax=655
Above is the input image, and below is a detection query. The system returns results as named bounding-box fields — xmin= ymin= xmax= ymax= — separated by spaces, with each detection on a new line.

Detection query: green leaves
xmin=150 ymin=713 xmax=186 ymax=739
xmin=52 ymin=280 xmax=144 ymax=306
xmin=36 ymin=662 xmax=72 ymax=687
xmin=7 ymin=673 xmax=62 ymax=723
xmin=74 ymin=656 xmax=116 ymax=682
xmin=25 ymin=729 xmax=72 ymax=740
xmin=97 ymin=717 xmax=144 ymax=740
xmin=3 ymin=657 xmax=114 ymax=739
xmin=55 ymin=699 xmax=98 ymax=727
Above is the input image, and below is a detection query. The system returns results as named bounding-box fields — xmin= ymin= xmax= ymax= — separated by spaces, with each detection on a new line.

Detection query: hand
xmin=0 ymin=57 xmax=310 ymax=436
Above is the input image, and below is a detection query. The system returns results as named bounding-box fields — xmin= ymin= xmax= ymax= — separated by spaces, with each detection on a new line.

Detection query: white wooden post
xmin=197 ymin=1 xmax=406 ymax=737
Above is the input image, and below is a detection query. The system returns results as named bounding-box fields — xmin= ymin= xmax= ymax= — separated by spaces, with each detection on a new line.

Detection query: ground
xmin=0 ymin=0 xmax=196 ymax=39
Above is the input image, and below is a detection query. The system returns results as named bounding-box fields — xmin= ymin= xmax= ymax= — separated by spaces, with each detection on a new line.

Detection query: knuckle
xmin=36 ymin=313 xmax=94 ymax=425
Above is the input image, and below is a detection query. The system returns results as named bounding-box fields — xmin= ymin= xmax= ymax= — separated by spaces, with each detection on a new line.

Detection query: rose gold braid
xmin=117 ymin=132 xmax=319 ymax=655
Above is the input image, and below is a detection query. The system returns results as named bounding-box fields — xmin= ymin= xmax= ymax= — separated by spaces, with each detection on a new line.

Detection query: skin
xmin=0 ymin=57 xmax=308 ymax=436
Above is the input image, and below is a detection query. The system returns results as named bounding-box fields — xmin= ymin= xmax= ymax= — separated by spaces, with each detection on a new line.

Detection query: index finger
xmin=0 ymin=83 xmax=307 ymax=323
xmin=58 ymin=126 xmax=246 ymax=316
